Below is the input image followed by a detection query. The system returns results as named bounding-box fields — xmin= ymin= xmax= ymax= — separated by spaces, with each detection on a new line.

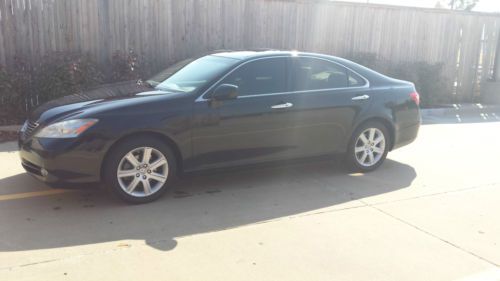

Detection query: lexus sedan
xmin=19 ymin=51 xmax=420 ymax=203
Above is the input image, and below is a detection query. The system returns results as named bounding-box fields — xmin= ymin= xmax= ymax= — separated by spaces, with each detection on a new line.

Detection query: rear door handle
xmin=271 ymin=102 xmax=293 ymax=109
xmin=352 ymin=94 xmax=370 ymax=101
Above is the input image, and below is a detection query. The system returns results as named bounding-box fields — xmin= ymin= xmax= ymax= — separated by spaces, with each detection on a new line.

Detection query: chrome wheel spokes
xmin=117 ymin=147 xmax=169 ymax=197
xmin=354 ymin=128 xmax=386 ymax=167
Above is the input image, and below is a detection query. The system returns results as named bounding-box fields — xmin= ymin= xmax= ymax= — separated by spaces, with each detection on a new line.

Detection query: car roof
xmin=210 ymin=50 xmax=365 ymax=70
xmin=211 ymin=50 xmax=322 ymax=60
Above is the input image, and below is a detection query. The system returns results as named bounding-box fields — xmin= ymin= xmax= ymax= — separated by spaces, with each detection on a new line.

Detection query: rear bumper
xmin=392 ymin=122 xmax=420 ymax=150
xmin=18 ymin=137 xmax=106 ymax=183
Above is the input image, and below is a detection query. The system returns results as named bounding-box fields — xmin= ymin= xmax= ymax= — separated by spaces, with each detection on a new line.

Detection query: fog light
xmin=41 ymin=168 xmax=48 ymax=177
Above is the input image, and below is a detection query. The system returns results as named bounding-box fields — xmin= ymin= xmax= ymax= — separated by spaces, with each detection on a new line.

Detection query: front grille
xmin=22 ymin=120 xmax=39 ymax=139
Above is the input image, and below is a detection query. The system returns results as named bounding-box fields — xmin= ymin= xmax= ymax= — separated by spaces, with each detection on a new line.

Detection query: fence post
xmin=494 ymin=28 xmax=500 ymax=81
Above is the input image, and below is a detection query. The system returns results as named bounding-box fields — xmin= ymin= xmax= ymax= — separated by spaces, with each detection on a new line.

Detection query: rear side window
xmin=348 ymin=71 xmax=367 ymax=87
xmin=289 ymin=57 xmax=366 ymax=91
xmin=220 ymin=58 xmax=286 ymax=96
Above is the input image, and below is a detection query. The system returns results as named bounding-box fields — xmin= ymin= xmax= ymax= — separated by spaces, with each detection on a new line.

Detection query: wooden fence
xmin=0 ymin=0 xmax=499 ymax=102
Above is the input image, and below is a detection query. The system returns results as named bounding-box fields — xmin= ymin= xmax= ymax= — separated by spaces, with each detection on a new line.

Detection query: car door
xmin=191 ymin=57 xmax=296 ymax=169
xmin=277 ymin=56 xmax=372 ymax=157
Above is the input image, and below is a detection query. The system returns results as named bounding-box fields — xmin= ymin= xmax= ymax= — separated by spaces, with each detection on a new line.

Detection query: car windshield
xmin=150 ymin=55 xmax=238 ymax=93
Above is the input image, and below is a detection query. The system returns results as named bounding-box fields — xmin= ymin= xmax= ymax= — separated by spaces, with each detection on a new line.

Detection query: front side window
xmin=154 ymin=55 xmax=238 ymax=93
xmin=290 ymin=57 xmax=352 ymax=91
xmin=219 ymin=58 xmax=286 ymax=96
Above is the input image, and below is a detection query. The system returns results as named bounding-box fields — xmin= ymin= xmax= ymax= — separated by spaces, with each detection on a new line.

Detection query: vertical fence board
xmin=0 ymin=0 xmax=7 ymax=65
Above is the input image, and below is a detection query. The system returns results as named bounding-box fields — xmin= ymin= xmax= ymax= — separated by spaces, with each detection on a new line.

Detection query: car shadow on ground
xmin=0 ymin=141 xmax=18 ymax=153
xmin=0 ymin=158 xmax=416 ymax=252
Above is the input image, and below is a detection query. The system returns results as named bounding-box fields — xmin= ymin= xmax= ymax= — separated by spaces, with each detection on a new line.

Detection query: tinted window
xmin=147 ymin=58 xmax=194 ymax=86
xmin=220 ymin=58 xmax=286 ymax=96
xmin=290 ymin=58 xmax=350 ymax=91
xmin=348 ymin=71 xmax=367 ymax=87
xmin=155 ymin=56 xmax=237 ymax=93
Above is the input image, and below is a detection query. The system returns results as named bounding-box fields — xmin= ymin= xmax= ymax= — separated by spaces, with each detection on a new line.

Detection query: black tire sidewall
xmin=346 ymin=121 xmax=390 ymax=172
xmin=103 ymin=136 xmax=176 ymax=204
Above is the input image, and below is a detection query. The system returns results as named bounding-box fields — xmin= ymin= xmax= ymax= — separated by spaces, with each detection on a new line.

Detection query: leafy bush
xmin=0 ymin=50 xmax=156 ymax=125
xmin=0 ymin=60 xmax=33 ymax=124
xmin=346 ymin=52 xmax=449 ymax=107
xmin=0 ymin=67 xmax=12 ymax=103
xmin=0 ymin=52 xmax=106 ymax=125
xmin=33 ymin=52 xmax=104 ymax=103
xmin=9 ymin=58 xmax=36 ymax=111
xmin=110 ymin=49 xmax=151 ymax=82
xmin=387 ymin=62 xmax=449 ymax=107
xmin=0 ymin=67 xmax=16 ymax=124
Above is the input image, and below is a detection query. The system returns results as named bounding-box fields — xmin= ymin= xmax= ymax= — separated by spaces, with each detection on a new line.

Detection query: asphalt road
xmin=1 ymin=122 xmax=499 ymax=281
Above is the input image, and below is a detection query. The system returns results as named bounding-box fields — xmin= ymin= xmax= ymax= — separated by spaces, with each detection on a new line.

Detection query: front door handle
xmin=352 ymin=94 xmax=370 ymax=101
xmin=271 ymin=102 xmax=293 ymax=109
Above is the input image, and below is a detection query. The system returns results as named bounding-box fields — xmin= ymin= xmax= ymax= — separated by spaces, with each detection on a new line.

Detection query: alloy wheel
xmin=116 ymin=147 xmax=169 ymax=197
xmin=354 ymin=128 xmax=386 ymax=167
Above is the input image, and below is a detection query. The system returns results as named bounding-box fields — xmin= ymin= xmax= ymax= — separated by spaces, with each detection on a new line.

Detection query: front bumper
xmin=18 ymin=136 xmax=106 ymax=183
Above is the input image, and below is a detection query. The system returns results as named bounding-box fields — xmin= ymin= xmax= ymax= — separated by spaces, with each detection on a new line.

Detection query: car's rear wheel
xmin=346 ymin=121 xmax=389 ymax=172
xmin=103 ymin=136 xmax=176 ymax=203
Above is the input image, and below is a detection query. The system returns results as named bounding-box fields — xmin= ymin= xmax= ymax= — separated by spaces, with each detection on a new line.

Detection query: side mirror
xmin=212 ymin=84 xmax=239 ymax=101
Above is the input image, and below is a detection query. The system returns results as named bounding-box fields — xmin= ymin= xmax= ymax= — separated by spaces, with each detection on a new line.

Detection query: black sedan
xmin=19 ymin=51 xmax=420 ymax=203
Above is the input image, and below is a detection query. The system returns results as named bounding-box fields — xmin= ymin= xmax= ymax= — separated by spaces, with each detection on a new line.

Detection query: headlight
xmin=35 ymin=119 xmax=98 ymax=138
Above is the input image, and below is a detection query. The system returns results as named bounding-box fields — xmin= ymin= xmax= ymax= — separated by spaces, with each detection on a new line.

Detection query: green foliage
xmin=0 ymin=68 xmax=15 ymax=121
xmin=0 ymin=50 xmax=156 ymax=124
xmin=0 ymin=69 xmax=22 ymax=124
xmin=0 ymin=68 xmax=12 ymax=102
xmin=387 ymin=62 xmax=449 ymax=107
xmin=110 ymin=49 xmax=151 ymax=82
xmin=346 ymin=52 xmax=449 ymax=107
xmin=33 ymin=52 xmax=104 ymax=103
xmin=0 ymin=59 xmax=33 ymax=124
xmin=0 ymin=52 xmax=106 ymax=124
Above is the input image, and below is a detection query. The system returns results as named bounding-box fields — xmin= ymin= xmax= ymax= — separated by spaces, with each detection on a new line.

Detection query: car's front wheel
xmin=346 ymin=121 xmax=390 ymax=172
xmin=103 ymin=136 xmax=176 ymax=203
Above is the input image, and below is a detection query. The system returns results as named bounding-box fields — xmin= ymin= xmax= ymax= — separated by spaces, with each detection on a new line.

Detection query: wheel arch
xmin=99 ymin=131 xmax=184 ymax=180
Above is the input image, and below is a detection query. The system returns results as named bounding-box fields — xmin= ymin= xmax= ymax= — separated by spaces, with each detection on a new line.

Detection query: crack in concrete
xmin=272 ymin=181 xmax=499 ymax=223
xmin=360 ymin=200 xmax=499 ymax=267
xmin=358 ymin=182 xmax=498 ymax=208
xmin=0 ymin=244 xmax=141 ymax=271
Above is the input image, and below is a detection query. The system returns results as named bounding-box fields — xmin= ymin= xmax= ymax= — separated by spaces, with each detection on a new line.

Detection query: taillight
xmin=410 ymin=92 xmax=420 ymax=106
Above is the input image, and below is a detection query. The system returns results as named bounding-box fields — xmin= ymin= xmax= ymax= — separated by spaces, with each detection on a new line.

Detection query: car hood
xmin=29 ymin=81 xmax=174 ymax=124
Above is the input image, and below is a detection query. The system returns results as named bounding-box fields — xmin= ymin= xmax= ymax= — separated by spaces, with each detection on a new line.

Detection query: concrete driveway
xmin=0 ymin=122 xmax=499 ymax=281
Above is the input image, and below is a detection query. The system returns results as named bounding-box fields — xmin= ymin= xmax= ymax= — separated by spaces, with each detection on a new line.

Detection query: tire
xmin=103 ymin=136 xmax=176 ymax=203
xmin=345 ymin=121 xmax=390 ymax=172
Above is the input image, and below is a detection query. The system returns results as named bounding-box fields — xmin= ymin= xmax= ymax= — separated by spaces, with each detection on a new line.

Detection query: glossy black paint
xmin=18 ymin=51 xmax=420 ymax=183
